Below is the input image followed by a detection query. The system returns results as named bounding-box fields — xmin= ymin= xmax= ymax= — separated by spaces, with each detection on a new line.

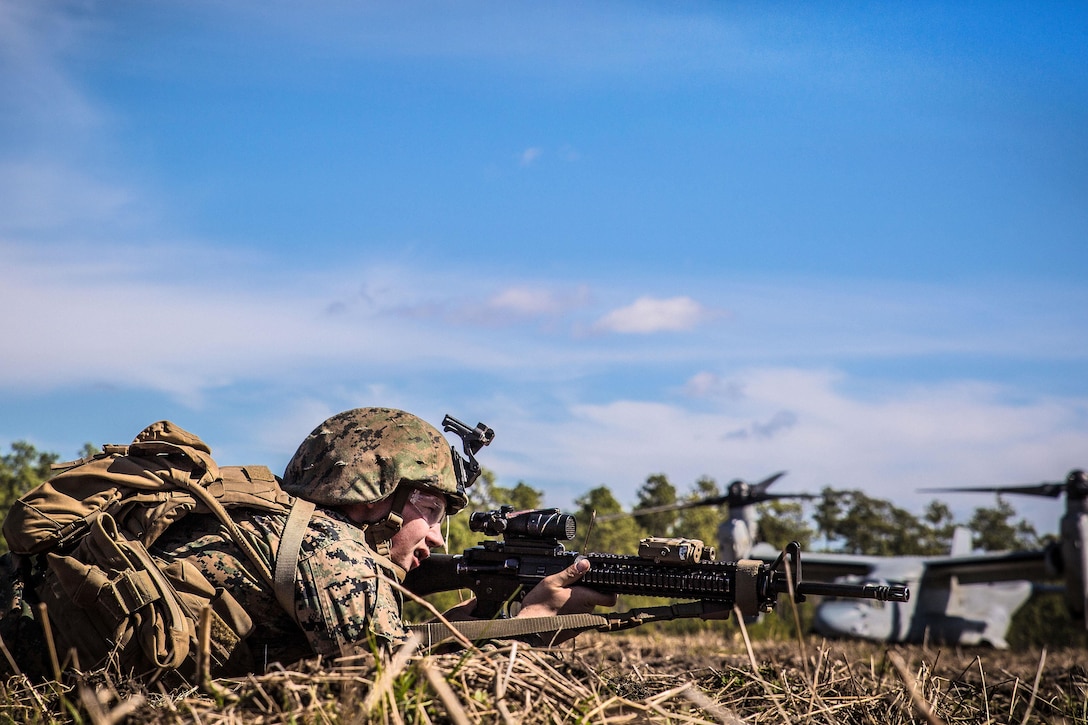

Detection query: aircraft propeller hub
xmin=726 ymin=480 xmax=752 ymax=505
xmin=1067 ymin=469 xmax=1088 ymax=500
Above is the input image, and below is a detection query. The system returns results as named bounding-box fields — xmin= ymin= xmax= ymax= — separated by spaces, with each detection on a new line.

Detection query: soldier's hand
xmin=440 ymin=598 xmax=481 ymax=621
xmin=516 ymin=557 xmax=618 ymax=619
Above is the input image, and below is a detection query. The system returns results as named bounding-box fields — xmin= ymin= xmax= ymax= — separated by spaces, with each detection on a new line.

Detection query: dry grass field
xmin=1 ymin=628 xmax=1085 ymax=724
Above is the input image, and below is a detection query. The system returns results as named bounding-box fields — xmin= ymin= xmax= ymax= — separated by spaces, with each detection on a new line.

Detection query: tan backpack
xmin=1 ymin=420 xmax=315 ymax=682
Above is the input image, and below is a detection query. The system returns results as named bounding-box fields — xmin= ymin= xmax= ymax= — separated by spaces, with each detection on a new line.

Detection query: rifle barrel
xmin=795 ymin=580 xmax=910 ymax=602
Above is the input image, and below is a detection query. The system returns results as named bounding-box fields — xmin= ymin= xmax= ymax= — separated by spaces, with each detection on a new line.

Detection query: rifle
xmin=404 ymin=506 xmax=909 ymax=644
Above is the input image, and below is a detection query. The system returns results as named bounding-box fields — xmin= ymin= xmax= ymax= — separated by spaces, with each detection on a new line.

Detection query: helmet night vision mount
xmin=442 ymin=414 xmax=495 ymax=500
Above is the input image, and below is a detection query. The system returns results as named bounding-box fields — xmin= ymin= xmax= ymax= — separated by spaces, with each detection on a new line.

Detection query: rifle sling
xmin=409 ymin=600 xmax=732 ymax=648
xmin=410 ymin=613 xmax=612 ymax=648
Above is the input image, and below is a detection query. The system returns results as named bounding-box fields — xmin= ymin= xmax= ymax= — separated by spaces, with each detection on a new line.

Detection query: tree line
xmin=449 ymin=470 xmax=1046 ymax=558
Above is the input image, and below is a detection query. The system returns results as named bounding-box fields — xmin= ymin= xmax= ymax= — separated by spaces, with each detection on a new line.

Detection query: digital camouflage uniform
xmin=151 ymin=505 xmax=410 ymax=669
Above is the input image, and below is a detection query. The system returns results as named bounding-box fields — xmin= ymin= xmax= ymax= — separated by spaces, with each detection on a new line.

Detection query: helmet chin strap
xmin=363 ymin=510 xmax=408 ymax=582
xmin=365 ymin=511 xmax=402 ymax=555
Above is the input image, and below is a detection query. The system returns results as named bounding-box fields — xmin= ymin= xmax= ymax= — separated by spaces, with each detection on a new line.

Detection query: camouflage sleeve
xmin=294 ymin=511 xmax=410 ymax=658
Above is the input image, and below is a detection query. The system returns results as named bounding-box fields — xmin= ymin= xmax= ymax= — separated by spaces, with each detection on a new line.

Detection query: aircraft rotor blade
xmin=761 ymin=492 xmax=820 ymax=502
xmin=750 ymin=470 xmax=788 ymax=496
xmin=919 ymin=483 xmax=1066 ymax=498
xmin=596 ymin=471 xmax=805 ymax=523
xmin=593 ymin=496 xmax=726 ymax=522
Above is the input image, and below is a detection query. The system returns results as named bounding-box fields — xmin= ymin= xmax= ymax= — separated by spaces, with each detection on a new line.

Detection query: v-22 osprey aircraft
xmin=763 ymin=469 xmax=1087 ymax=648
xmin=753 ymin=527 xmax=1046 ymax=648
xmin=612 ymin=470 xmax=1085 ymax=648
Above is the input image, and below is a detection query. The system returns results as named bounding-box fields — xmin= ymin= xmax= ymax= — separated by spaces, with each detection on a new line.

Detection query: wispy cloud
xmin=2 ymin=241 xmax=1084 ymax=397
xmin=483 ymin=284 xmax=591 ymax=321
xmin=0 ymin=4 xmax=138 ymax=240
xmin=519 ymin=147 xmax=543 ymax=166
xmin=490 ymin=286 xmax=563 ymax=316
xmin=0 ymin=162 xmax=138 ymax=235
xmin=593 ymin=296 xmax=714 ymax=334
xmin=225 ymin=2 xmax=762 ymax=83
xmin=682 ymin=371 xmax=744 ymax=401
xmin=725 ymin=410 xmax=798 ymax=440
xmin=0 ymin=2 xmax=105 ymax=153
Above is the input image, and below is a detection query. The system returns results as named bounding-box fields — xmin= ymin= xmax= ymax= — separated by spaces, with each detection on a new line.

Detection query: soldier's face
xmin=389 ymin=490 xmax=447 ymax=571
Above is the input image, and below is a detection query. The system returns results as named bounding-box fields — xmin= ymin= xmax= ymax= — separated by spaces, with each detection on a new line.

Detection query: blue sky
xmin=2 ymin=1 xmax=1086 ymax=538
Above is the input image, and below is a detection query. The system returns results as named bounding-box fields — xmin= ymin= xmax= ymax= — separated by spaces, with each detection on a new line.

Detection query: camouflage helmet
xmin=282 ymin=408 xmax=466 ymax=512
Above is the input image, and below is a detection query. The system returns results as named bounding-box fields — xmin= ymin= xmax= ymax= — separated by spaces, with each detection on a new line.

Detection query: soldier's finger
xmin=562 ymin=556 xmax=591 ymax=583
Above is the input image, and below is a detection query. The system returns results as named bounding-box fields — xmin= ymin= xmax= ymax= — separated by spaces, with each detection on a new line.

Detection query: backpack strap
xmin=172 ymin=475 xmax=280 ymax=590
xmin=273 ymin=498 xmax=317 ymax=619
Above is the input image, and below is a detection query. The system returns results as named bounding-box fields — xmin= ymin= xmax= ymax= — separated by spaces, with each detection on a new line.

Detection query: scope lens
xmin=468 ymin=510 xmax=506 ymax=535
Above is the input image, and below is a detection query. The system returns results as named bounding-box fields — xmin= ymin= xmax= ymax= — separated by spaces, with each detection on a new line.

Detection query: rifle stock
xmin=405 ymin=507 xmax=909 ymax=621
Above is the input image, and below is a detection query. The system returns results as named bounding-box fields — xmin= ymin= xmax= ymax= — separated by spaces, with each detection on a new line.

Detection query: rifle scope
xmin=469 ymin=507 xmax=577 ymax=541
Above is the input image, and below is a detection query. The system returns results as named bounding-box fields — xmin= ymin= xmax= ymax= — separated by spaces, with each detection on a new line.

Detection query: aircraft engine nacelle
xmin=1044 ymin=470 xmax=1088 ymax=628
xmin=1058 ymin=509 xmax=1087 ymax=627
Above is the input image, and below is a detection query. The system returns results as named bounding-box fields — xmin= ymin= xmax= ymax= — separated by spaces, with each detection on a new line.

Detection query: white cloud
xmin=594 ymin=295 xmax=711 ymax=334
